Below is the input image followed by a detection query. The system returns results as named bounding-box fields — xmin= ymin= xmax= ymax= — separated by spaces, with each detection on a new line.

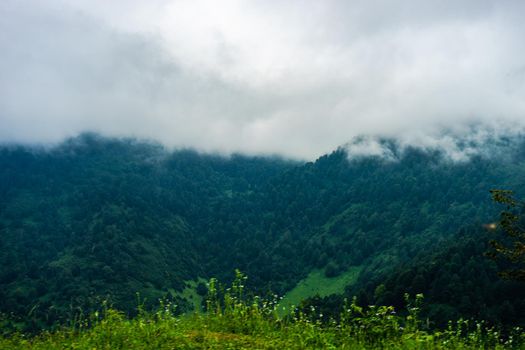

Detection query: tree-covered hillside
xmin=0 ymin=134 xmax=295 ymax=329
xmin=1 ymin=133 xmax=525 ymax=331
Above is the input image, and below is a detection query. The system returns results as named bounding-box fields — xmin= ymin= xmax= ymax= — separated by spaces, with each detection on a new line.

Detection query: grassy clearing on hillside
xmin=278 ymin=266 xmax=362 ymax=316
xmin=173 ymin=278 xmax=207 ymax=312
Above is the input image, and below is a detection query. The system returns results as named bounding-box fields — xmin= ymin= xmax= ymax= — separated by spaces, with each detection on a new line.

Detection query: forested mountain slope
xmin=0 ymin=134 xmax=295 ymax=327
xmin=1 ymin=133 xmax=525 ymax=330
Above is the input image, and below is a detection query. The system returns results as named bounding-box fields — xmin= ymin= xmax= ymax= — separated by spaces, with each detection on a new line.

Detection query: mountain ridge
xmin=1 ymin=132 xmax=524 ymax=331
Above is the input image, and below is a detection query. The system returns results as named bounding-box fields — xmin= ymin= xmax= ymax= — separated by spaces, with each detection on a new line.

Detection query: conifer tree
xmin=488 ymin=189 xmax=525 ymax=281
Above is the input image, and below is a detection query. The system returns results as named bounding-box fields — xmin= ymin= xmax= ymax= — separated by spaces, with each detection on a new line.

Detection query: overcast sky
xmin=1 ymin=0 xmax=525 ymax=159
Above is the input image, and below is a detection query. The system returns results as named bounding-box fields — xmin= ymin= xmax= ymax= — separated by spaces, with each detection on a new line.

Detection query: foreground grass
xmin=1 ymin=271 xmax=524 ymax=349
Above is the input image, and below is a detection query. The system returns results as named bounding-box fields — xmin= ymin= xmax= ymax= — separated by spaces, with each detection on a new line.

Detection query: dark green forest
xmin=1 ymin=133 xmax=525 ymax=332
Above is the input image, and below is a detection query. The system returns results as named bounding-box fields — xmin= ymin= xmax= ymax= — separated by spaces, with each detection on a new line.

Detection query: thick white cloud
xmin=1 ymin=0 xmax=525 ymax=159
